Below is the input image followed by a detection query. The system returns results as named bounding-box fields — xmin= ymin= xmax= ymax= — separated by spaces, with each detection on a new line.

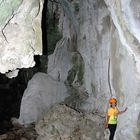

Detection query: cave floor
xmin=0 ymin=124 xmax=37 ymax=140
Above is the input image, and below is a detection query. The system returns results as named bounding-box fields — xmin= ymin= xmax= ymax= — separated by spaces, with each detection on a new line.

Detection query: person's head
xmin=109 ymin=98 xmax=117 ymax=108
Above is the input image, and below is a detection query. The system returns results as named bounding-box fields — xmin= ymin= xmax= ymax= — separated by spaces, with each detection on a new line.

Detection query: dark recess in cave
xmin=42 ymin=0 xmax=61 ymax=56
xmin=0 ymin=59 xmax=41 ymax=134
xmin=0 ymin=73 xmax=26 ymax=134
xmin=42 ymin=0 xmax=48 ymax=55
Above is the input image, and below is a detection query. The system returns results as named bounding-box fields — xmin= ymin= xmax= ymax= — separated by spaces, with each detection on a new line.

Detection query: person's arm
xmin=104 ymin=113 xmax=110 ymax=128
xmin=117 ymin=107 xmax=128 ymax=115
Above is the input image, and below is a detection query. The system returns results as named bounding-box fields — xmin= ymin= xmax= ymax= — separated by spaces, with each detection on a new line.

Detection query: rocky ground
xmin=0 ymin=105 xmax=109 ymax=140
xmin=35 ymin=105 xmax=107 ymax=140
xmin=0 ymin=123 xmax=37 ymax=140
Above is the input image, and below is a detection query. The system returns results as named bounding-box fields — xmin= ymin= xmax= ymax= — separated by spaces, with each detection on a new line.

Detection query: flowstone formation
xmin=0 ymin=0 xmax=42 ymax=74
xmin=18 ymin=72 xmax=69 ymax=125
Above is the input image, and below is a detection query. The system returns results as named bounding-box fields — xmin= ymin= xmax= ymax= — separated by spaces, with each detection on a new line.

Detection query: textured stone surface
xmin=0 ymin=118 xmax=38 ymax=140
xmin=104 ymin=0 xmax=140 ymax=49
xmin=36 ymin=105 xmax=105 ymax=140
xmin=18 ymin=72 xmax=69 ymax=125
xmin=76 ymin=0 xmax=140 ymax=140
xmin=78 ymin=0 xmax=140 ymax=139
xmin=0 ymin=0 xmax=42 ymax=74
xmin=47 ymin=0 xmax=140 ymax=139
xmin=104 ymin=0 xmax=140 ymax=77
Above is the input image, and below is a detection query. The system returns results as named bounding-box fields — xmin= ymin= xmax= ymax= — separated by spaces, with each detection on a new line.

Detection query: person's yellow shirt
xmin=107 ymin=107 xmax=119 ymax=124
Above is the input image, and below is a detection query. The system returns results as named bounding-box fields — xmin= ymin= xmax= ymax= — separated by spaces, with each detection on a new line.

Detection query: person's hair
xmin=110 ymin=103 xmax=117 ymax=107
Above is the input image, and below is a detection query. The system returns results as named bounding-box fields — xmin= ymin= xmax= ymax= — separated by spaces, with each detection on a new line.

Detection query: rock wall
xmin=103 ymin=1 xmax=140 ymax=139
xmin=18 ymin=0 xmax=86 ymax=126
xmin=18 ymin=0 xmax=140 ymax=139
xmin=0 ymin=0 xmax=43 ymax=74
xmin=47 ymin=0 xmax=140 ymax=139
xmin=78 ymin=0 xmax=140 ymax=139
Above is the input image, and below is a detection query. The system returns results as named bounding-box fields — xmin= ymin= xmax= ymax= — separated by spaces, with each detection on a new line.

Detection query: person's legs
xmin=108 ymin=124 xmax=117 ymax=140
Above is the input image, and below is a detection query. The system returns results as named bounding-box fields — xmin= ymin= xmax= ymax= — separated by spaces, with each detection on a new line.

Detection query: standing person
xmin=104 ymin=98 xmax=128 ymax=140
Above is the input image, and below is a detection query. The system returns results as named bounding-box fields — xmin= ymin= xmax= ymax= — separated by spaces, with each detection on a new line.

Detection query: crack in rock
xmin=1 ymin=11 xmax=16 ymax=43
